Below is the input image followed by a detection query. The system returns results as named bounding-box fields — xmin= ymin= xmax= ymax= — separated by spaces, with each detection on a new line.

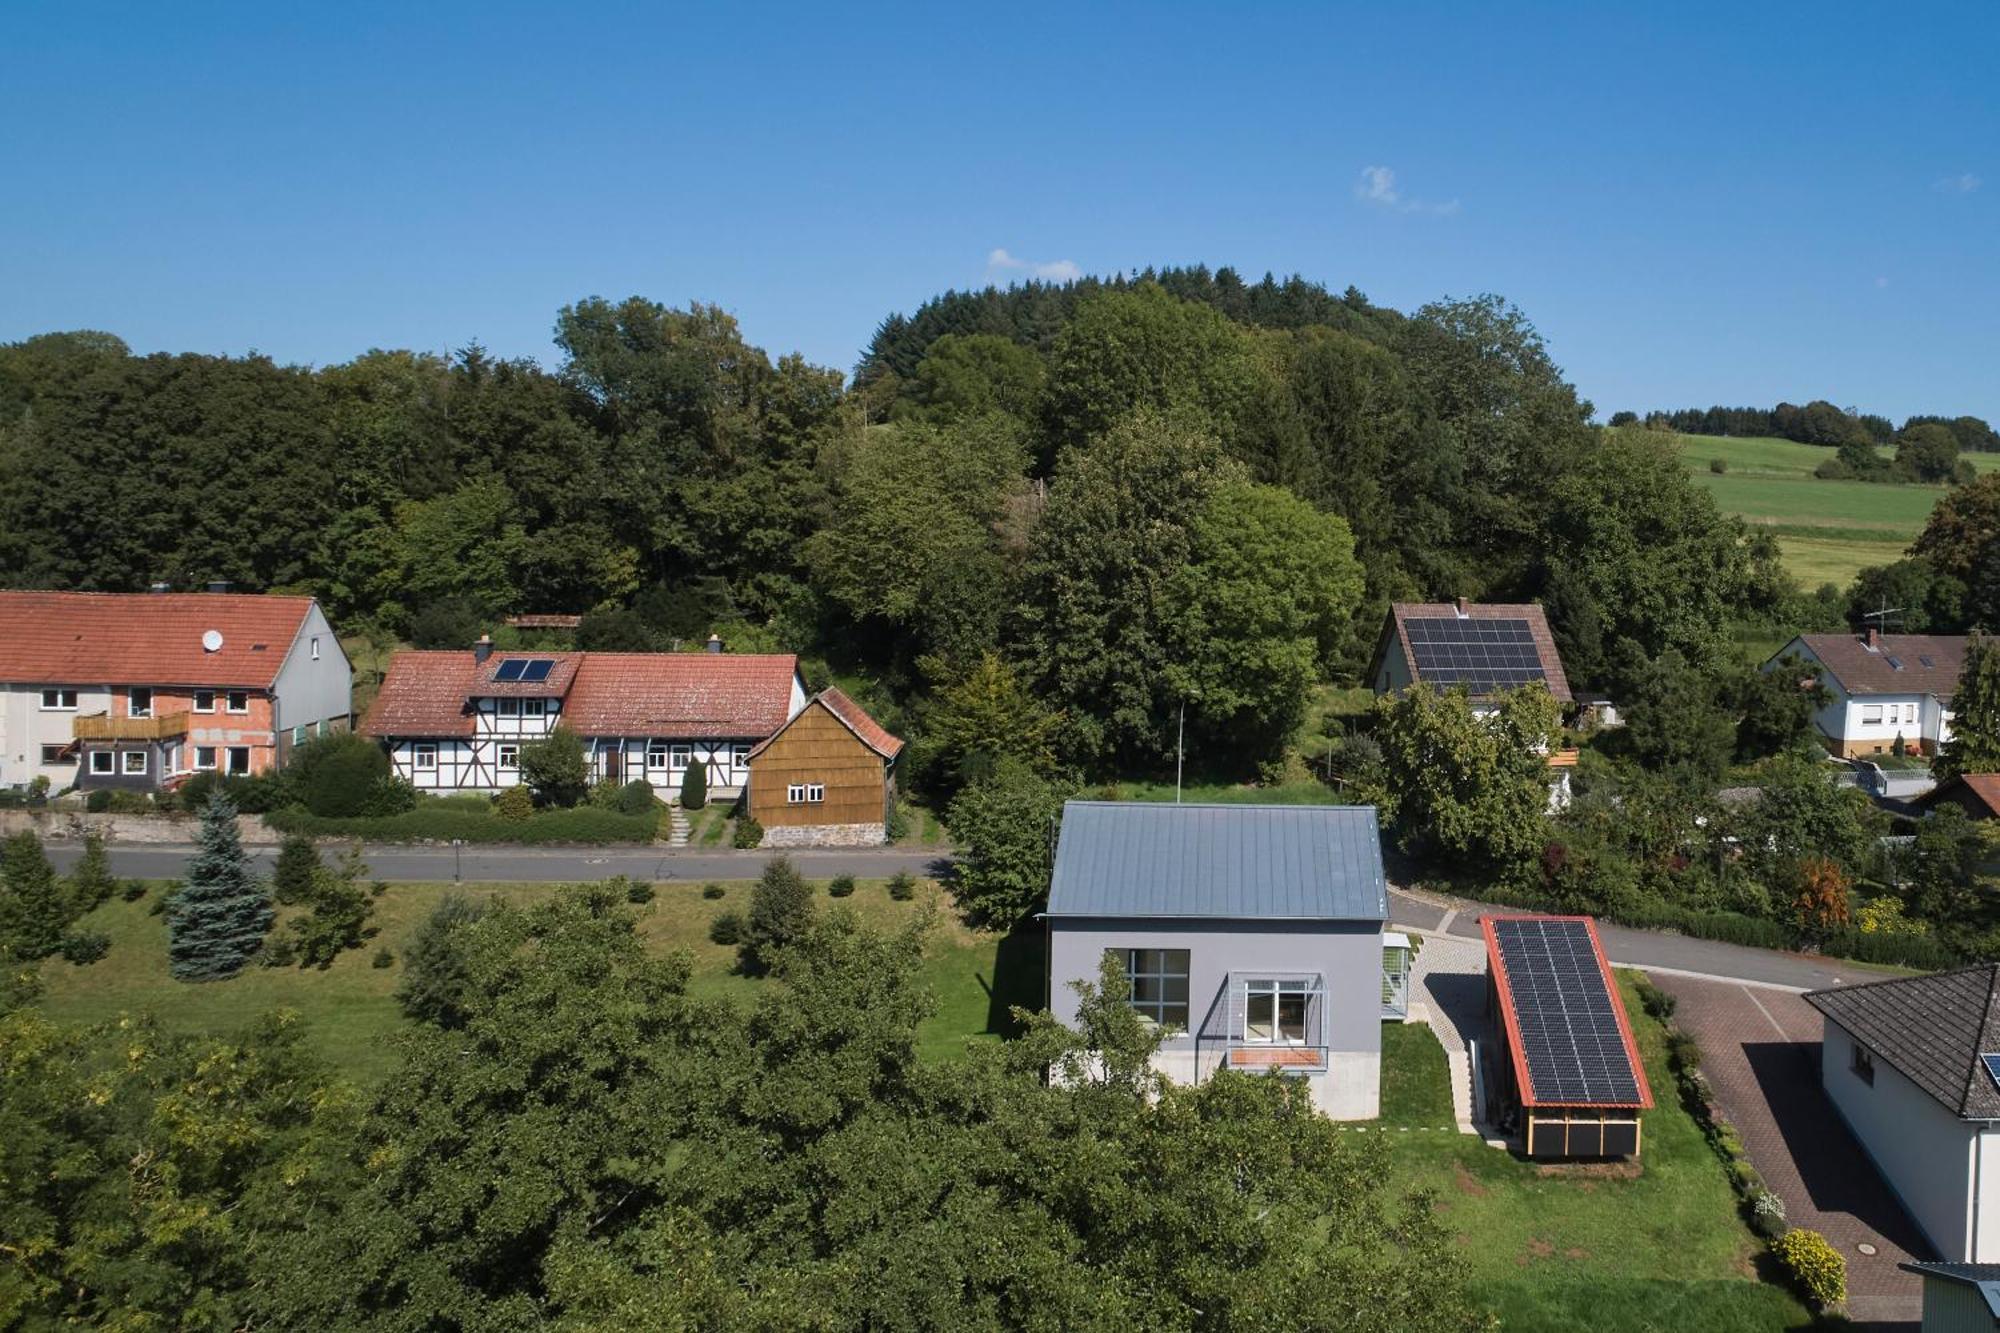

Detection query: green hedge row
xmin=265 ymin=806 xmax=657 ymax=845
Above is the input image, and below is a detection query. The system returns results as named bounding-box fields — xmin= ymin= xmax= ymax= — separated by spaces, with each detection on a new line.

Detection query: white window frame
xmin=128 ymin=687 xmax=153 ymax=718
xmin=39 ymin=688 xmax=78 ymax=711
xmin=670 ymin=744 xmax=693 ymax=768
xmin=1861 ymin=704 xmax=1884 ymax=725
xmin=806 ymin=782 xmax=825 ymax=803
xmin=787 ymin=783 xmax=807 ymax=804
xmin=413 ymin=743 xmax=438 ymax=771
xmin=646 ymin=742 xmax=671 ymax=770
xmin=521 ymin=698 xmax=546 ymax=718
xmin=225 ymin=691 xmax=250 ymax=715
xmin=1119 ymin=949 xmax=1191 ymax=1031
xmin=498 ymin=743 xmax=521 ymax=771
xmin=195 ymin=746 xmax=218 ymax=771
xmin=193 ymin=690 xmax=216 ymax=714
xmin=39 ymin=744 xmax=67 ymax=766
xmin=1244 ymin=979 xmax=1311 ymax=1045
xmin=226 ymin=746 xmax=250 ymax=774
xmin=164 ymin=744 xmax=181 ymax=774
xmin=311 ymin=636 xmax=321 ymax=660
xmin=122 ymin=750 xmax=148 ymax=775
xmin=89 ymin=750 xmax=114 ymax=775
xmin=498 ymin=698 xmax=520 ymax=717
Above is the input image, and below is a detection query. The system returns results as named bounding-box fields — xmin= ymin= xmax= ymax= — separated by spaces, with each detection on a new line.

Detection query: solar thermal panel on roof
xmin=520 ymin=659 xmax=553 ymax=682
xmin=494 ymin=659 xmax=527 ymax=681
xmin=1491 ymin=917 xmax=1643 ymax=1106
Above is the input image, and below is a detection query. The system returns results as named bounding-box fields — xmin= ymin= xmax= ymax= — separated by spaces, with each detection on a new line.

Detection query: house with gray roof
xmin=1806 ymin=964 xmax=2000 ymax=1262
xmin=1766 ymin=629 xmax=1967 ymax=760
xmin=1899 ymin=1262 xmax=2000 ymax=1331
xmin=1042 ymin=801 xmax=1390 ymax=1119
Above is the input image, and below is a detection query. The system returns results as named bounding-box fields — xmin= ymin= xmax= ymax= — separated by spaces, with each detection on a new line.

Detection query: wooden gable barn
xmin=745 ymin=687 xmax=903 ymax=847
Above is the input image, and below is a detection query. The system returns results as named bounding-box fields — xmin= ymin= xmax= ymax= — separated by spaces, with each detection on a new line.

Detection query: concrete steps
xmin=666 ymin=805 xmax=692 ymax=847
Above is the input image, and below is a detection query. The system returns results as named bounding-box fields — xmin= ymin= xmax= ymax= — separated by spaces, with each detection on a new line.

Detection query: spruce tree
xmin=0 ymin=830 xmax=65 ymax=960
xmin=168 ymin=792 xmax=273 ymax=981
xmin=740 ymin=855 xmax=814 ymax=974
xmin=272 ymin=833 xmax=321 ymax=906
xmin=1938 ymin=635 xmax=2000 ymax=782
xmin=63 ymin=831 xmax=119 ymax=918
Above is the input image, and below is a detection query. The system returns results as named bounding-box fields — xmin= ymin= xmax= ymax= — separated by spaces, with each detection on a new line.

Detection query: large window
xmin=39 ymin=688 xmax=78 ymax=711
xmin=1244 ymin=979 xmax=1310 ymax=1045
xmin=1118 ymin=949 xmax=1190 ymax=1030
xmin=89 ymin=751 xmax=114 ymax=775
xmin=122 ymin=750 xmax=148 ymax=776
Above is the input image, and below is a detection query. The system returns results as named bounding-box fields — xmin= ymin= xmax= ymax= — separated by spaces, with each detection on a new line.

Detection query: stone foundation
xmin=0 ymin=809 xmax=281 ymax=844
xmin=759 ymin=821 xmax=888 ymax=848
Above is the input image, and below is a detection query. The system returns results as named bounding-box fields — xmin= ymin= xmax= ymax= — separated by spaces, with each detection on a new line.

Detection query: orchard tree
xmin=167 ymin=792 xmax=272 ymax=981
xmin=1373 ymin=683 xmax=1562 ymax=871
xmin=1913 ymin=474 xmax=2000 ymax=630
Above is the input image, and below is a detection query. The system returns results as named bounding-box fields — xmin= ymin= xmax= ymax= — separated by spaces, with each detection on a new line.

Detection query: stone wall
xmin=759 ymin=821 xmax=887 ymax=849
xmin=0 ymin=809 xmax=280 ymax=845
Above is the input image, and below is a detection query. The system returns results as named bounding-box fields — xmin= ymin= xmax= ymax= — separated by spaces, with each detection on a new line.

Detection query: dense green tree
xmin=1913 ymin=475 xmax=2000 ymax=630
xmin=394 ymin=892 xmax=492 ymax=1028
xmin=1735 ymin=753 xmax=1880 ymax=881
xmin=62 ymin=830 xmax=119 ymax=919
xmin=289 ymin=730 xmax=394 ymax=818
xmin=914 ymin=652 xmax=1063 ymax=797
xmin=167 ymin=792 xmax=273 ymax=981
xmin=574 ymin=606 xmax=663 ymax=651
xmin=741 ymin=856 xmax=815 ymax=974
xmin=946 ymin=758 xmax=1067 ymax=926
xmin=1938 ymin=636 xmax=2000 ymax=781
xmin=0 ymin=830 xmax=65 ymax=961
xmin=1898 ymin=421 xmax=1969 ymax=483
xmin=1372 ymin=684 xmax=1561 ymax=870
xmin=519 ymin=725 xmax=590 ymax=808
xmin=1732 ymin=655 xmax=1832 ymax=761
xmin=286 ymin=846 xmax=376 ymax=969
xmin=893 ymin=332 xmax=1046 ymax=425
xmin=1620 ymin=650 xmax=1736 ymax=780
xmin=1845 ymin=556 xmax=1967 ymax=634
xmin=272 ymin=832 xmax=322 ymax=906
xmin=1903 ymin=803 xmax=1991 ymax=928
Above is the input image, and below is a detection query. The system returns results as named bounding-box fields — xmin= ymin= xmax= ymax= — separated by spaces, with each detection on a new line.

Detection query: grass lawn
xmin=684 ymin=800 xmax=733 ymax=846
xmin=1095 ymin=778 xmax=1339 ymax=806
xmin=37 ymin=876 xmax=1044 ymax=1083
xmin=1369 ymin=977 xmax=1813 ymax=1330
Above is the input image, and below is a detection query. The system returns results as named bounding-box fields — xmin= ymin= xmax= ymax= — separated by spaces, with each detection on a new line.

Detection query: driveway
xmin=1655 ymin=974 xmax=1925 ymax=1331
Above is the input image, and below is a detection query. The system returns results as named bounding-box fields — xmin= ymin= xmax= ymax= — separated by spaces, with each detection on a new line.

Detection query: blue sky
xmin=3 ymin=2 xmax=1994 ymax=421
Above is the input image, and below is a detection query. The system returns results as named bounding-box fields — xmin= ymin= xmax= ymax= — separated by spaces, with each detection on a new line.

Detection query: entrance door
xmin=605 ymin=748 xmax=621 ymax=782
xmin=1245 ymin=981 xmax=1309 ymax=1044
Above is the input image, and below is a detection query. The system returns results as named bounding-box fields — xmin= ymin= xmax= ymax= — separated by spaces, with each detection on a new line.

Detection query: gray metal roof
xmin=1899 ymin=1263 xmax=2000 ymax=1319
xmin=1044 ymin=801 xmax=1387 ymax=921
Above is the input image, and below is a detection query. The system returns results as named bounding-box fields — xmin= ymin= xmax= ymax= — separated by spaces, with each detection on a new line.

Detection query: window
xmin=225 ymin=691 xmax=249 ymax=714
xmin=193 ymin=690 xmax=216 ymax=713
xmin=1119 ymin=949 xmax=1190 ymax=1030
xmin=1907 ymin=703 xmax=1919 ymax=723
xmin=1861 ymin=704 xmax=1883 ymax=725
xmin=498 ymin=698 xmax=520 ymax=717
xmin=1245 ymin=979 xmax=1311 ymax=1045
xmin=292 ymin=726 xmax=307 ymax=746
xmin=647 ymin=743 xmax=670 ymax=770
xmin=316 ymin=719 xmax=327 ymax=737
xmin=164 ymin=745 xmax=180 ymax=773
xmin=806 ymin=782 xmax=825 ymax=803
xmin=413 ymin=743 xmax=437 ymax=770
xmin=227 ymin=747 xmax=250 ymax=775
xmin=498 ymin=744 xmax=520 ymax=771
xmin=195 ymin=746 xmax=217 ymax=770
xmin=1852 ymin=1041 xmax=1875 ymax=1086
xmin=39 ymin=688 xmax=78 ymax=711
xmin=787 ymin=783 xmax=807 ymax=804
xmin=670 ymin=744 xmax=692 ymax=768
xmin=311 ymin=636 xmax=321 ymax=660
xmin=89 ymin=750 xmax=114 ymax=775
xmin=39 ymin=745 xmax=66 ymax=765
xmin=521 ymin=698 xmax=546 ymax=718
xmin=122 ymin=750 xmax=148 ymax=775
xmin=731 ymin=743 xmax=751 ymax=770
xmin=128 ymin=688 xmax=153 ymax=718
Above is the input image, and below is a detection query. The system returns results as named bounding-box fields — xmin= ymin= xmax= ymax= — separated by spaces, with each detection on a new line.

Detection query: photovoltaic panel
xmin=1402 ymin=617 xmax=1548 ymax=693
xmin=1491 ymin=917 xmax=1642 ymax=1106
xmin=493 ymin=659 xmax=527 ymax=682
xmin=1983 ymin=1053 xmax=2000 ymax=1094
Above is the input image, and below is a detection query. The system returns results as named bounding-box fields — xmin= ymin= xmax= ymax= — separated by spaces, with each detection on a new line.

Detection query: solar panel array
xmin=1492 ymin=918 xmax=1642 ymax=1105
xmin=1983 ymin=1053 xmax=2000 ymax=1094
xmin=493 ymin=658 xmax=555 ymax=683
xmin=1402 ymin=617 xmax=1547 ymax=692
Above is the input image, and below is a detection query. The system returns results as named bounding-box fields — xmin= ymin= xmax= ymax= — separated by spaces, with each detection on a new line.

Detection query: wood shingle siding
xmin=745 ymin=693 xmax=900 ymax=838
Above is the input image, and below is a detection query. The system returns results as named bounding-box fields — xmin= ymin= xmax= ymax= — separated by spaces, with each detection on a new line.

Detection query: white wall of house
xmin=1781 ymin=639 xmax=1954 ymax=754
xmin=270 ymin=604 xmax=355 ymax=743
xmin=1372 ymin=644 xmax=1413 ymax=696
xmin=1047 ymin=916 xmax=1383 ymax=1119
xmin=1821 ymin=1015 xmax=1992 ymax=1260
xmin=589 ymin=738 xmax=755 ymax=795
xmin=0 ymin=683 xmax=114 ymax=791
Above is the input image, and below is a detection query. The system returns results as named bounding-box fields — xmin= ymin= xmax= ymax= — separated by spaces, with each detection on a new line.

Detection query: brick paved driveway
xmin=1655 ymin=974 xmax=1925 ymax=1330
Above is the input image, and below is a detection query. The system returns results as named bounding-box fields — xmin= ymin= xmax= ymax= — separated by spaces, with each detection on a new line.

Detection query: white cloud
xmin=1935 ymin=172 xmax=1981 ymax=193
xmin=987 ymin=248 xmax=1082 ymax=281
xmin=1354 ymin=165 xmax=1459 ymax=216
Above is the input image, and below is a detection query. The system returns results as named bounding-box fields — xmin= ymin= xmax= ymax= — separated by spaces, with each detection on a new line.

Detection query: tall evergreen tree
xmin=1938 ymin=635 xmax=2000 ymax=781
xmin=0 ymin=830 xmax=65 ymax=961
xmin=167 ymin=793 xmax=272 ymax=981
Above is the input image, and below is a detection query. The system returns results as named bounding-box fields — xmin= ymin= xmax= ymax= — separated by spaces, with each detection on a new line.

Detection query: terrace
xmin=70 ymin=710 xmax=190 ymax=741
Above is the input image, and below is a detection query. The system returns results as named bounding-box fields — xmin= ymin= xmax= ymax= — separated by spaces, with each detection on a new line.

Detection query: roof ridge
xmin=1806 ymin=960 xmax=1998 ymax=1002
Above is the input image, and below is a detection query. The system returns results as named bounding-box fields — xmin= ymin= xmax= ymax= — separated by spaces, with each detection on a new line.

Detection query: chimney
xmin=1865 ymin=627 xmax=1881 ymax=649
xmin=206 ymin=579 xmax=232 ymax=594
xmin=705 ymin=633 xmax=724 ymax=654
xmin=474 ymin=634 xmax=494 ymax=665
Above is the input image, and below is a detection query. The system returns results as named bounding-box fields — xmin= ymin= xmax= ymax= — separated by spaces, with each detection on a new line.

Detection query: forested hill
xmin=0 ymin=268 xmax=1908 ymax=786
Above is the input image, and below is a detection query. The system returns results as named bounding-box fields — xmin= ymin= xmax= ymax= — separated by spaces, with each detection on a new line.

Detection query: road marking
xmin=1740 ymin=983 xmax=1794 ymax=1039
xmin=1435 ymin=908 xmax=1459 ymax=936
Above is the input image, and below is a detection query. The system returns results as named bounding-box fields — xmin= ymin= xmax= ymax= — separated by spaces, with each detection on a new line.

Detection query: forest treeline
xmin=3 ymin=267 xmax=1995 ymax=787
xmin=1618 ymin=400 xmax=1999 ymax=452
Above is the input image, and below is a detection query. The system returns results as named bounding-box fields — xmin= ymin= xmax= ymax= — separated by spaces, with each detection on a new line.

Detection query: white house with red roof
xmin=362 ymin=639 xmax=806 ymax=796
xmin=0 ymin=590 xmax=353 ymax=793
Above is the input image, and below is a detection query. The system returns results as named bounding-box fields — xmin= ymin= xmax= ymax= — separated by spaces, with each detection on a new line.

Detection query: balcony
xmin=72 ymin=710 xmax=191 ymax=742
xmin=1197 ymin=971 xmax=1331 ymax=1076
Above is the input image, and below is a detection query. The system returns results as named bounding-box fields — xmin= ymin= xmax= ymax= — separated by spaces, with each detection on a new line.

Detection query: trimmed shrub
xmin=119 ymin=881 xmax=147 ymax=903
xmin=887 ymin=871 xmax=917 ymax=902
xmin=85 ymin=789 xmax=112 ymax=813
xmin=371 ymin=946 xmax=395 ymax=969
xmin=616 ymin=780 xmax=656 ymax=816
xmin=58 ymin=929 xmax=111 ymax=965
xmin=626 ymin=880 xmax=656 ymax=904
xmin=828 ymin=873 xmax=856 ymax=899
xmin=708 ymin=911 xmax=745 ymax=946
xmin=1772 ymin=1228 xmax=1845 ymax=1308
xmin=732 ymin=815 xmax=764 ymax=849
xmin=494 ymin=786 xmax=535 ymax=823
xmin=681 ymin=758 xmax=708 ymax=811
xmin=290 ymin=732 xmax=392 ymax=818
xmin=701 ymin=883 xmax=726 ymax=900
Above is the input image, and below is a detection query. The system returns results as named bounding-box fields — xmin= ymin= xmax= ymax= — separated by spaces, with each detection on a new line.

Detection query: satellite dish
xmin=201 ymin=629 xmax=224 ymax=653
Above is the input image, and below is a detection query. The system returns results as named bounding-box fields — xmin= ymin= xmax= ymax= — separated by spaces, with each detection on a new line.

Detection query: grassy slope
xmin=37 ymin=876 xmax=1044 ymax=1082
xmin=1372 ymin=978 xmax=1811 ymax=1330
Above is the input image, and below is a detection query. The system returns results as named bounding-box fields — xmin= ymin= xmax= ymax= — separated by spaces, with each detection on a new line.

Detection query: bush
xmin=701 ymin=883 xmax=725 ymax=900
xmin=1750 ymin=1188 xmax=1788 ymax=1239
xmin=946 ymin=760 xmax=1063 ymax=925
xmin=58 ymin=929 xmax=111 ymax=965
xmin=1772 ymin=1228 xmax=1845 ymax=1308
xmin=626 ymin=880 xmax=656 ymax=904
xmin=290 ymin=732 xmax=392 ymax=818
xmin=828 ymin=873 xmax=856 ymax=898
xmin=680 ymin=758 xmax=708 ymax=811
xmin=494 ymin=786 xmax=535 ymax=823
xmin=887 ymin=871 xmax=917 ymax=902
xmin=265 ymin=804 xmax=658 ymax=845
xmin=287 ymin=849 xmax=374 ymax=969
xmin=272 ymin=833 xmax=321 ymax=906
xmin=733 ymin=815 xmax=764 ymax=849
xmin=396 ymin=893 xmax=490 ymax=1027
xmin=120 ymin=882 xmax=147 ymax=903
xmin=709 ymin=911 xmax=745 ymax=946
xmin=588 ymin=778 xmax=624 ymax=808
xmin=1709 ymin=457 xmax=1728 ymax=474
xmin=259 ymin=933 xmax=299 ymax=967
xmin=616 ymin=780 xmax=656 ymax=817
xmin=371 ymin=946 xmax=395 ymax=969
xmin=64 ymin=833 xmax=119 ymax=916
xmin=223 ymin=772 xmax=287 ymax=814
xmin=519 ymin=726 xmax=590 ymax=808
xmin=885 ymin=802 xmax=911 ymax=842
xmin=741 ymin=857 xmax=814 ymax=973
xmin=359 ymin=775 xmax=418 ymax=817
xmin=84 ymin=789 xmax=112 ymax=813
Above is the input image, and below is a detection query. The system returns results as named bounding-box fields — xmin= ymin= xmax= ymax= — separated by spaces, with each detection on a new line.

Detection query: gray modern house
xmin=1043 ymin=801 xmax=1390 ymax=1120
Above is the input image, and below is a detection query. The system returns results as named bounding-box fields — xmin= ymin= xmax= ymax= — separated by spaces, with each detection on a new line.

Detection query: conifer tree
xmin=1938 ymin=635 xmax=2000 ymax=782
xmin=168 ymin=792 xmax=272 ymax=981
xmin=63 ymin=831 xmax=119 ymax=918
xmin=0 ymin=830 xmax=65 ymax=960
xmin=680 ymin=757 xmax=708 ymax=810
xmin=271 ymin=833 xmax=321 ymax=906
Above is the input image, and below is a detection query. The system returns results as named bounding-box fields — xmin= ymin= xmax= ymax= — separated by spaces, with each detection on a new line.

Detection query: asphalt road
xmin=52 ymin=841 xmax=1866 ymax=993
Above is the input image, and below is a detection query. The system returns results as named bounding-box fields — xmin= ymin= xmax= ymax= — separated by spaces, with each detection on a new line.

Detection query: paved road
xmin=48 ymin=841 xmax=953 ymax=886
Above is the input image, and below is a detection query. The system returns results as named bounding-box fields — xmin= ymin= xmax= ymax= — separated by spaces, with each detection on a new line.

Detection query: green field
xmin=1675 ymin=432 xmax=1992 ymax=589
xmin=36 ymin=876 xmax=1042 ymax=1082
xmin=1374 ymin=980 xmax=1812 ymax=1330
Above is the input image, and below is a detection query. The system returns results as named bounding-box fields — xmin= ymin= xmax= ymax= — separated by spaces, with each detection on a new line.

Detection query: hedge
xmin=265 ymin=806 xmax=657 ymax=845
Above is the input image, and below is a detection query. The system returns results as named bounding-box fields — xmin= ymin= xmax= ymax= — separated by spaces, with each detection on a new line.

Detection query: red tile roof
xmin=362 ymin=650 xmax=801 ymax=740
xmin=0 ymin=591 xmax=317 ymax=689
xmin=475 ymin=653 xmax=582 ymax=698
xmin=748 ymin=687 xmax=904 ymax=762
xmin=1922 ymin=773 xmax=2000 ymax=820
xmin=1374 ymin=601 xmax=1573 ymax=703
xmin=505 ymin=614 xmax=583 ymax=630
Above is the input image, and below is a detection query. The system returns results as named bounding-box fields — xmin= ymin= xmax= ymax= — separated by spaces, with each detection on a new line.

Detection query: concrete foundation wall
xmin=0 ymin=809 xmax=281 ymax=845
